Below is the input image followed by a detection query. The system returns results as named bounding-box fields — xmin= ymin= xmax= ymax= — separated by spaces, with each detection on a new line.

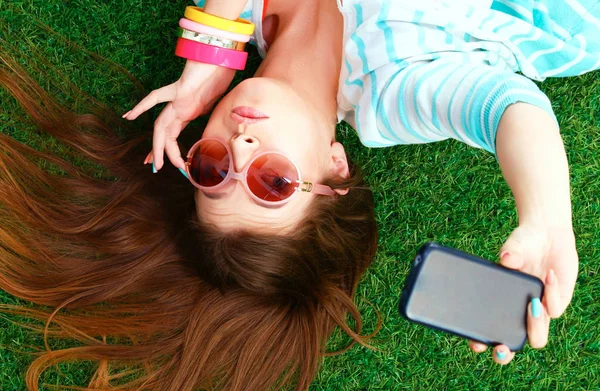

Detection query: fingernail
xmin=500 ymin=251 xmax=510 ymax=261
xmin=496 ymin=350 xmax=507 ymax=360
xmin=531 ymin=298 xmax=542 ymax=318
xmin=178 ymin=168 xmax=189 ymax=179
xmin=152 ymin=163 xmax=157 ymax=174
xmin=122 ymin=110 xmax=131 ymax=118
xmin=546 ymin=270 xmax=556 ymax=285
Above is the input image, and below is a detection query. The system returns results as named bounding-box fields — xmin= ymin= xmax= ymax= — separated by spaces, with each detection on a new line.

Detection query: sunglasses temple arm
xmin=311 ymin=183 xmax=338 ymax=196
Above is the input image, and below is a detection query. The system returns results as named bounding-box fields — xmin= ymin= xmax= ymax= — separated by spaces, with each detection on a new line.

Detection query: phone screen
xmin=403 ymin=247 xmax=543 ymax=349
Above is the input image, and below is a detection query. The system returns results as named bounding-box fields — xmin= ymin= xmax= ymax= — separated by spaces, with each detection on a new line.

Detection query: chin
xmin=233 ymin=77 xmax=296 ymax=101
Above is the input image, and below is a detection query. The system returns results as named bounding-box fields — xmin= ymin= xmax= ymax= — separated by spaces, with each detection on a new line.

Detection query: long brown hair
xmin=0 ymin=47 xmax=378 ymax=390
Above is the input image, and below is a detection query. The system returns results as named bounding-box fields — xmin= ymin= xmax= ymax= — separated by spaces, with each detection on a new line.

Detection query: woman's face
xmin=195 ymin=77 xmax=347 ymax=233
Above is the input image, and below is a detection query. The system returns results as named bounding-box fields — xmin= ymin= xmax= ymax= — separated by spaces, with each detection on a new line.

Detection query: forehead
xmin=195 ymin=186 xmax=314 ymax=233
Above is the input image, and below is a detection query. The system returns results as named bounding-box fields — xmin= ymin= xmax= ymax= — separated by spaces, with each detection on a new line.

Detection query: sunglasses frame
xmin=184 ymin=137 xmax=337 ymax=206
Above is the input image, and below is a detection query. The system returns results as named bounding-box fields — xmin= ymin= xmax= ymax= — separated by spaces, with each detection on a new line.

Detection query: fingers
xmin=543 ymin=269 xmax=564 ymax=318
xmin=468 ymin=340 xmax=487 ymax=353
xmin=136 ymin=101 xmax=187 ymax=172
xmin=468 ymin=296 xmax=551 ymax=364
xmin=164 ymin=137 xmax=187 ymax=170
xmin=152 ymin=122 xmax=186 ymax=171
xmin=152 ymin=125 xmax=167 ymax=171
xmin=151 ymin=104 xmax=182 ymax=171
xmin=492 ymin=345 xmax=515 ymax=365
xmin=479 ymin=297 xmax=550 ymax=366
xmin=499 ymin=229 xmax=526 ymax=270
xmin=123 ymin=84 xmax=177 ymax=120
xmin=527 ymin=298 xmax=551 ymax=348
xmin=468 ymin=341 xmax=515 ymax=365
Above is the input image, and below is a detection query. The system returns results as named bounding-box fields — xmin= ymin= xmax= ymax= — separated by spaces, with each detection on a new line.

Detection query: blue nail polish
xmin=178 ymin=168 xmax=189 ymax=179
xmin=532 ymin=298 xmax=542 ymax=318
xmin=152 ymin=163 xmax=157 ymax=174
xmin=496 ymin=350 xmax=506 ymax=360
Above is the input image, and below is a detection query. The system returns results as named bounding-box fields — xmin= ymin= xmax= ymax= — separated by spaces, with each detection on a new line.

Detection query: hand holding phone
xmin=398 ymin=243 xmax=544 ymax=351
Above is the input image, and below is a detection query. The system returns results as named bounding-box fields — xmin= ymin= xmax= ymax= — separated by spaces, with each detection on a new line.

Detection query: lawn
xmin=1 ymin=1 xmax=599 ymax=390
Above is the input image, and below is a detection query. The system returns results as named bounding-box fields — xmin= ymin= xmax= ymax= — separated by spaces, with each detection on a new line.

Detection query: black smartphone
xmin=398 ymin=242 xmax=544 ymax=351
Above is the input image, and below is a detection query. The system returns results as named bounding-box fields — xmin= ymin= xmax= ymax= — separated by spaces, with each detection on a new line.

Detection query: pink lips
xmin=230 ymin=106 xmax=270 ymax=125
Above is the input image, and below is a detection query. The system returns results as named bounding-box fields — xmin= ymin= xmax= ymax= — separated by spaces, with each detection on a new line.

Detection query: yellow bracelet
xmin=184 ymin=6 xmax=255 ymax=36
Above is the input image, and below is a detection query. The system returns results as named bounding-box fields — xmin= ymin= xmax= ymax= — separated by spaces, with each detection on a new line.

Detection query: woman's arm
xmin=496 ymin=103 xmax=572 ymax=228
xmin=469 ymin=102 xmax=579 ymax=364
xmin=377 ymin=61 xmax=571 ymax=225
xmin=124 ymin=0 xmax=249 ymax=171
xmin=378 ymin=63 xmax=579 ymax=362
xmin=496 ymin=102 xmax=578 ymax=322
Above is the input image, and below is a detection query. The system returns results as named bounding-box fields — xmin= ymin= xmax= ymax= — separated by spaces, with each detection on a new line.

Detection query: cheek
xmin=287 ymin=142 xmax=326 ymax=180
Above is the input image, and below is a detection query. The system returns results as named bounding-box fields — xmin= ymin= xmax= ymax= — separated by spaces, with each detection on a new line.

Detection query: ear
xmin=329 ymin=141 xmax=350 ymax=195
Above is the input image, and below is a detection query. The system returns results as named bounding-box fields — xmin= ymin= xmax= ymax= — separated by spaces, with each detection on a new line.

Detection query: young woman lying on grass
xmin=0 ymin=0 xmax=598 ymax=390
xmin=126 ymin=0 xmax=599 ymax=366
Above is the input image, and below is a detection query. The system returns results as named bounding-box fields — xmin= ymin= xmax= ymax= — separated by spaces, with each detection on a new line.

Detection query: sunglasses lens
xmin=190 ymin=140 xmax=230 ymax=187
xmin=247 ymin=154 xmax=299 ymax=202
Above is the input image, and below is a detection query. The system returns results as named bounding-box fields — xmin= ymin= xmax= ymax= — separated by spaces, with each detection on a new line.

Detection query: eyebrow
xmin=201 ymin=191 xmax=286 ymax=209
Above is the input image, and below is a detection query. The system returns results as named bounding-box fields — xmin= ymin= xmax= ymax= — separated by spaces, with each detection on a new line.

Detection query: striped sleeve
xmin=376 ymin=61 xmax=557 ymax=153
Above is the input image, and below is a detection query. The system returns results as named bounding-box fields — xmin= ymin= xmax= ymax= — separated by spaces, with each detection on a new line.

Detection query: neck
xmin=255 ymin=0 xmax=343 ymax=127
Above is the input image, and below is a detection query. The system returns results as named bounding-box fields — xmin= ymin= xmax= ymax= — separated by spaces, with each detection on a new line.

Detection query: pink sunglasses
xmin=184 ymin=138 xmax=337 ymax=206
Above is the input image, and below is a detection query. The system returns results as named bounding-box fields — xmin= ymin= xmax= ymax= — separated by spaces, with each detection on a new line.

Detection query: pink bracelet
xmin=179 ymin=18 xmax=251 ymax=43
xmin=175 ymin=38 xmax=248 ymax=70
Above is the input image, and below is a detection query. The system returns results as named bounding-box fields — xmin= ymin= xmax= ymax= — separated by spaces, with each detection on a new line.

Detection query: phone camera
xmin=414 ymin=255 xmax=422 ymax=265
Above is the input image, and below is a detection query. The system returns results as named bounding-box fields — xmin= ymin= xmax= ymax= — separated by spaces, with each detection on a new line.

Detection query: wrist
xmin=177 ymin=5 xmax=253 ymax=70
xmin=516 ymin=221 xmax=576 ymax=249
xmin=517 ymin=206 xmax=573 ymax=229
xmin=204 ymin=0 xmax=247 ymax=20
xmin=184 ymin=59 xmax=220 ymax=71
xmin=180 ymin=60 xmax=220 ymax=81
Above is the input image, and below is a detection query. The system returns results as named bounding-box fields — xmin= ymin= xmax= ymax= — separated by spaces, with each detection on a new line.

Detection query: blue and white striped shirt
xmin=194 ymin=0 xmax=600 ymax=154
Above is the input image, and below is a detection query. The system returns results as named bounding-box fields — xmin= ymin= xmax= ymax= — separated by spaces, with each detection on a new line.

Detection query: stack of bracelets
xmin=175 ymin=6 xmax=255 ymax=71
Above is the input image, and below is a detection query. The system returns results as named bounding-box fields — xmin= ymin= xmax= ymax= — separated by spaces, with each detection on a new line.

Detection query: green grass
xmin=1 ymin=1 xmax=600 ymax=390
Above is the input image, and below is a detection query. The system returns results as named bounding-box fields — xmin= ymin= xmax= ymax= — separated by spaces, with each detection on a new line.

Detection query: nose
xmin=230 ymin=133 xmax=260 ymax=172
